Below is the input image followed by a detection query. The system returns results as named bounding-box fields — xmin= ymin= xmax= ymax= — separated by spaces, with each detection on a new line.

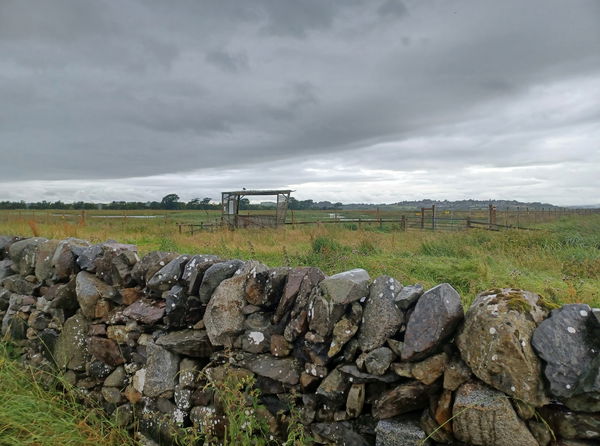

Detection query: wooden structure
xmin=221 ymin=189 xmax=292 ymax=228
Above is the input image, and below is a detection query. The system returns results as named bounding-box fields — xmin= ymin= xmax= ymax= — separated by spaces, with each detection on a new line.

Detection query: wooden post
xmin=466 ymin=216 xmax=471 ymax=229
xmin=420 ymin=208 xmax=425 ymax=229
xmin=401 ymin=215 xmax=406 ymax=231
xmin=431 ymin=205 xmax=436 ymax=231
xmin=517 ymin=207 xmax=520 ymax=228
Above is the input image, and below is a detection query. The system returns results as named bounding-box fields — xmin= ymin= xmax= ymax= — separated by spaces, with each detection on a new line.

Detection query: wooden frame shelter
xmin=221 ymin=189 xmax=292 ymax=228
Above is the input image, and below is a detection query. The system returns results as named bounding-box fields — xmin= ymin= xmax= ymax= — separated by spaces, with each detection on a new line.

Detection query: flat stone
xmin=238 ymin=354 xmax=301 ymax=385
xmin=51 ymin=238 xmax=91 ymax=282
xmin=339 ymin=364 xmax=400 ymax=384
xmin=143 ymin=343 xmax=180 ymax=397
xmin=372 ymin=380 xmax=438 ymax=419
xmin=316 ymin=368 xmax=350 ymax=408
xmin=203 ymin=272 xmax=247 ymax=346
xmin=443 ymin=356 xmax=472 ymax=391
xmin=357 ymin=276 xmax=404 ymax=353
xmin=156 ymin=329 xmax=214 ymax=357
xmin=270 ymin=334 xmax=292 ymax=357
xmin=102 ymin=387 xmax=123 ymax=404
xmin=532 ymin=303 xmax=600 ymax=411
xmin=346 ymin=383 xmax=366 ymax=418
xmin=34 ymin=239 xmax=60 ymax=282
xmin=457 ymin=288 xmax=549 ymax=406
xmin=320 ymin=268 xmax=370 ymax=305
xmin=104 ymin=366 xmax=126 ymax=387
xmin=453 ymin=381 xmax=538 ymax=446
xmin=375 ymin=417 xmax=431 ymax=446
xmin=122 ymin=299 xmax=165 ymax=325
xmin=328 ymin=302 xmax=362 ymax=357
xmin=312 ymin=422 xmax=370 ymax=446
xmin=412 ymin=352 xmax=447 ymax=385
xmin=181 ymin=254 xmax=220 ymax=295
xmin=401 ymin=283 xmax=463 ymax=361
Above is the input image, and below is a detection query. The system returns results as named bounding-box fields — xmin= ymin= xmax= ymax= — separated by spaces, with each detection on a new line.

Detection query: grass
xmin=1 ymin=210 xmax=599 ymax=307
xmin=0 ymin=342 xmax=135 ymax=446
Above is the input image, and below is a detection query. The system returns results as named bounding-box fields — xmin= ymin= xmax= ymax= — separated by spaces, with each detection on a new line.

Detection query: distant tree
xmin=161 ymin=194 xmax=180 ymax=210
xmin=201 ymin=197 xmax=212 ymax=205
xmin=239 ymin=198 xmax=251 ymax=210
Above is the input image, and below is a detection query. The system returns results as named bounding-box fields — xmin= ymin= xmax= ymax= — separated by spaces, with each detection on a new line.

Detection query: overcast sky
xmin=1 ymin=0 xmax=599 ymax=205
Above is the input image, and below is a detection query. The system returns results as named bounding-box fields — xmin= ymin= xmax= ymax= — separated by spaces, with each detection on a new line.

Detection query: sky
xmin=1 ymin=0 xmax=599 ymax=206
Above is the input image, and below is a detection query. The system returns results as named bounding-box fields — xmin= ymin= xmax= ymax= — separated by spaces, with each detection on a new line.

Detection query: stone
xmin=75 ymin=271 xmax=118 ymax=319
xmin=532 ymin=303 xmax=600 ymax=411
xmin=391 ymin=362 xmax=413 ymax=378
xmin=88 ymin=336 xmax=124 ymax=366
xmin=457 ymin=288 xmax=549 ymax=406
xmin=364 ymin=347 xmax=394 ymax=376
xmin=372 ymin=380 xmax=438 ymax=419
xmin=420 ymin=408 xmax=453 ymax=444
xmin=528 ymin=420 xmax=553 ymax=446
xmin=273 ymin=267 xmax=318 ymax=323
xmin=34 ymin=239 xmax=60 ymax=282
xmin=241 ymin=330 xmax=270 ymax=354
xmin=178 ymin=358 xmax=199 ymax=388
xmin=540 ymin=405 xmax=600 ymax=441
xmin=453 ymin=381 xmax=538 ymax=446
xmin=114 ymin=404 xmax=133 ymax=427
xmin=2 ymin=275 xmax=39 ymax=295
xmin=146 ymin=255 xmax=190 ymax=294
xmin=411 ymin=352 xmax=447 ymax=385
xmin=443 ymin=356 xmax=472 ymax=391
xmin=53 ymin=312 xmax=90 ymax=371
xmin=316 ymin=368 xmax=350 ymax=408
xmin=0 ymin=236 xmax=22 ymax=258
xmin=102 ymin=387 xmax=123 ymax=404
xmin=51 ymin=238 xmax=91 ymax=282
xmin=131 ymin=251 xmax=178 ymax=286
xmin=339 ymin=364 xmax=400 ymax=384
xmin=0 ymin=259 xmax=13 ymax=281
xmin=357 ymin=276 xmax=404 ymax=353
xmin=238 ymin=354 xmax=301 ymax=385
xmin=104 ymin=366 xmax=127 ymax=387
xmin=76 ymin=244 xmax=103 ymax=272
xmin=434 ymin=389 xmax=454 ymax=435
xmin=143 ymin=343 xmax=180 ymax=398
xmin=394 ymin=284 xmax=424 ymax=310
xmin=375 ymin=417 xmax=431 ymax=446
xmin=198 ymin=259 xmax=244 ymax=303
xmin=122 ymin=299 xmax=165 ymax=325
xmin=245 ymin=267 xmax=289 ymax=308
xmin=181 ymin=254 xmax=220 ymax=295
xmin=90 ymin=241 xmax=138 ymax=286
xmin=156 ymin=329 xmax=214 ymax=357
xmin=308 ymin=288 xmax=347 ymax=338
xmin=270 ymin=334 xmax=292 ymax=357
xmin=203 ymin=269 xmax=248 ymax=346
xmin=120 ymin=287 xmax=142 ymax=305
xmin=346 ymin=383 xmax=366 ymax=418
xmin=9 ymin=237 xmax=48 ymax=276
xmin=328 ymin=302 xmax=362 ymax=357
xmin=401 ymin=283 xmax=463 ymax=361
xmin=174 ymin=386 xmax=192 ymax=411
xmin=320 ymin=268 xmax=370 ymax=305
xmin=312 ymin=422 xmax=370 ymax=446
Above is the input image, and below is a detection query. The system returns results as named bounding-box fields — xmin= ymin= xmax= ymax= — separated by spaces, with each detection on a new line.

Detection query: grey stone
xmin=53 ymin=313 xmax=90 ymax=371
xmin=394 ymin=284 xmax=424 ymax=310
xmin=540 ymin=405 xmax=600 ymax=441
xmin=312 ymin=422 xmax=370 ymax=446
xmin=308 ymin=288 xmax=347 ymax=338
xmin=453 ymin=381 xmax=538 ymax=446
xmin=316 ymin=368 xmax=350 ymax=408
xmin=75 ymin=271 xmax=118 ymax=319
xmin=34 ymin=239 xmax=60 ymax=282
xmin=375 ymin=417 xmax=431 ymax=446
xmin=328 ymin=302 xmax=362 ymax=357
xmin=198 ymin=259 xmax=244 ymax=303
xmin=320 ymin=268 xmax=370 ymax=305
xmin=9 ymin=237 xmax=48 ymax=275
xmin=51 ymin=238 xmax=91 ymax=281
xmin=346 ymin=383 xmax=366 ymax=418
xmin=364 ymin=347 xmax=394 ymax=376
xmin=411 ymin=352 xmax=447 ymax=385
xmin=131 ymin=251 xmax=178 ymax=286
xmin=178 ymin=358 xmax=199 ymax=388
xmin=532 ymin=303 xmax=600 ymax=411
xmin=122 ymin=299 xmax=165 ymax=325
xmin=2 ymin=275 xmax=39 ymax=295
xmin=104 ymin=366 xmax=127 ymax=388
xmin=0 ymin=259 xmax=14 ymax=281
xmin=457 ymin=288 xmax=549 ymax=406
xmin=102 ymin=387 xmax=123 ymax=404
xmin=143 ymin=343 xmax=180 ymax=398
xmin=339 ymin=364 xmax=400 ymax=384
xmin=238 ymin=354 xmax=301 ymax=385
xmin=357 ymin=276 xmax=404 ymax=352
xmin=76 ymin=244 xmax=103 ymax=272
xmin=244 ymin=267 xmax=290 ymax=308
xmin=156 ymin=329 xmax=214 ymax=357
xmin=146 ymin=255 xmax=190 ymax=294
xmin=180 ymin=254 xmax=220 ymax=295
xmin=401 ymin=283 xmax=463 ymax=361
xmin=443 ymin=356 xmax=472 ymax=391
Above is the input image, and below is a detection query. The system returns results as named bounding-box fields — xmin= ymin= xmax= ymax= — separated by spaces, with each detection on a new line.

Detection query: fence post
xmin=431 ymin=205 xmax=436 ymax=231
xmin=401 ymin=215 xmax=406 ymax=231
xmin=420 ymin=208 xmax=425 ymax=229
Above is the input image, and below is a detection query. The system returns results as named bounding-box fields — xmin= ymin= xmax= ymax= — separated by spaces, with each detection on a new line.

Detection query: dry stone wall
xmin=1 ymin=235 xmax=599 ymax=446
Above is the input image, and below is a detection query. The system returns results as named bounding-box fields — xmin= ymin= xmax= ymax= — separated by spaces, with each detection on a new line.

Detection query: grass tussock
xmin=0 ymin=343 xmax=135 ymax=446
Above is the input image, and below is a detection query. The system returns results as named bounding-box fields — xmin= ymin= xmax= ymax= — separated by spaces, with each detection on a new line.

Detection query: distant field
xmin=0 ymin=209 xmax=598 ymax=308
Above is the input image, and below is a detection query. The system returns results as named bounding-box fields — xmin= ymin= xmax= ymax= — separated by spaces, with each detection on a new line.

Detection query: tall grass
xmin=0 ymin=343 xmax=135 ymax=446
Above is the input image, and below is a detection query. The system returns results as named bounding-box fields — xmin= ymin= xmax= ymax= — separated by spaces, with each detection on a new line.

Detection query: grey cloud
xmin=0 ymin=0 xmax=599 ymax=204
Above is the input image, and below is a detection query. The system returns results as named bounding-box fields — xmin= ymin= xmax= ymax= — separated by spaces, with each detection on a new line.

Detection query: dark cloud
xmin=0 ymin=0 xmax=599 ymax=205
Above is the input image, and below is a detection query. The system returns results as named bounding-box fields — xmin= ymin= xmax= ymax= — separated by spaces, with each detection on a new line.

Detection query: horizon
xmin=1 ymin=1 xmax=599 ymax=205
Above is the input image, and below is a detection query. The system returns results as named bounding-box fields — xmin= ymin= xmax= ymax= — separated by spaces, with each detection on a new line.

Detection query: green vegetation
xmin=0 ymin=343 xmax=135 ymax=446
